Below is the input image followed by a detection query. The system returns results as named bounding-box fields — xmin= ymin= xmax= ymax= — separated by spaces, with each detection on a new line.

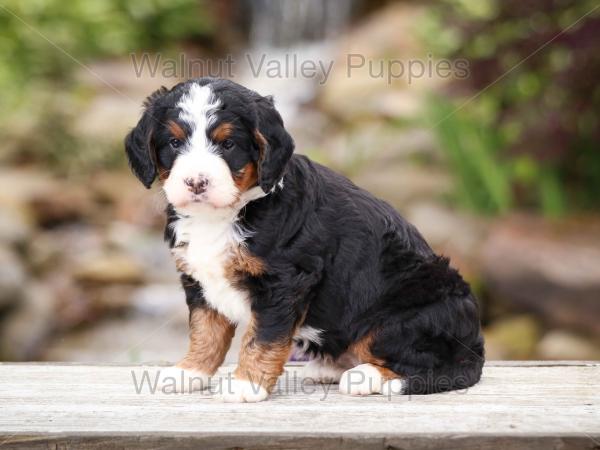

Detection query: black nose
xmin=184 ymin=177 xmax=209 ymax=195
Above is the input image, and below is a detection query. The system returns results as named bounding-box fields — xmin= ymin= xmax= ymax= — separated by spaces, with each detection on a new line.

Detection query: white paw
xmin=339 ymin=364 xmax=385 ymax=396
xmin=301 ymin=358 xmax=344 ymax=384
xmin=215 ymin=378 xmax=269 ymax=403
xmin=381 ymin=378 xmax=406 ymax=396
xmin=157 ymin=366 xmax=211 ymax=393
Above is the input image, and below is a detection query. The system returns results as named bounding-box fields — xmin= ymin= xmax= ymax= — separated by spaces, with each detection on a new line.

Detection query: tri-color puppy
xmin=125 ymin=77 xmax=484 ymax=402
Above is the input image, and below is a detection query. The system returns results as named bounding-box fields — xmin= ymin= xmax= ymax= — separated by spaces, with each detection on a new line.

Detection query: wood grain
xmin=0 ymin=362 xmax=598 ymax=449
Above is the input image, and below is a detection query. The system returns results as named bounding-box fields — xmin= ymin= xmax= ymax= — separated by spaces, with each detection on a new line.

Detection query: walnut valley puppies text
xmin=130 ymin=53 xmax=470 ymax=85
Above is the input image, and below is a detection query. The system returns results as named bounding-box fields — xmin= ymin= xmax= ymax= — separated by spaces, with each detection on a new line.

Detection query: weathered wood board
xmin=0 ymin=361 xmax=598 ymax=449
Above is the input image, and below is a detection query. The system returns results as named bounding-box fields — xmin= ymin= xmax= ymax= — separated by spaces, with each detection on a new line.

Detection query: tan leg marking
xmin=179 ymin=307 xmax=235 ymax=375
xmin=339 ymin=333 xmax=406 ymax=396
xmin=234 ymin=319 xmax=293 ymax=393
xmin=349 ymin=333 xmax=401 ymax=381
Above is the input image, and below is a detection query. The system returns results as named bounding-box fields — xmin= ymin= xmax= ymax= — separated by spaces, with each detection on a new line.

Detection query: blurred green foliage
xmin=0 ymin=0 xmax=212 ymax=108
xmin=428 ymin=97 xmax=512 ymax=215
xmin=0 ymin=0 xmax=213 ymax=172
xmin=422 ymin=0 xmax=600 ymax=216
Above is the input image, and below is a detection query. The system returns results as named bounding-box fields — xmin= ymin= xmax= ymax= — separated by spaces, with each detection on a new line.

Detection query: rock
xmin=0 ymin=283 xmax=57 ymax=360
xmin=74 ymin=253 xmax=145 ymax=285
xmin=28 ymin=188 xmax=94 ymax=228
xmin=537 ymin=330 xmax=600 ymax=360
xmin=480 ymin=216 xmax=600 ymax=337
xmin=371 ymin=90 xmax=424 ymax=119
xmin=0 ymin=168 xmax=58 ymax=209
xmin=43 ymin=273 xmax=92 ymax=330
xmin=319 ymin=66 xmax=426 ymax=123
xmin=106 ymin=222 xmax=178 ymax=283
xmin=318 ymin=3 xmax=442 ymax=122
xmin=483 ymin=315 xmax=542 ymax=360
xmin=41 ymin=225 xmax=105 ymax=260
xmin=320 ymin=123 xmax=440 ymax=173
xmin=92 ymin=284 xmax=137 ymax=313
xmin=112 ymin=181 xmax=166 ymax=229
xmin=74 ymin=58 xmax=179 ymax=100
xmin=72 ymin=93 xmax=143 ymax=143
xmin=0 ymin=167 xmax=94 ymax=228
xmin=42 ymin=315 xmax=189 ymax=363
xmin=406 ymin=202 xmax=489 ymax=282
xmin=286 ymin=109 xmax=331 ymax=156
xmin=26 ymin=225 xmax=105 ymax=275
xmin=43 ymin=274 xmax=135 ymax=330
xmin=42 ymin=305 xmax=243 ymax=364
xmin=26 ymin=231 xmax=64 ymax=274
xmin=0 ymin=207 xmax=32 ymax=246
xmin=407 ymin=202 xmax=488 ymax=255
xmin=90 ymin=172 xmax=143 ymax=206
xmin=73 ymin=57 xmax=181 ymax=142
xmin=351 ymin=164 xmax=452 ymax=210
xmin=373 ymin=127 xmax=440 ymax=165
xmin=0 ymin=246 xmax=27 ymax=311
xmin=131 ymin=284 xmax=186 ymax=317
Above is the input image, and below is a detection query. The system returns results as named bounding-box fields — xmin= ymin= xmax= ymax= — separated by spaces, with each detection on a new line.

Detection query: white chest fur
xmin=171 ymin=213 xmax=251 ymax=324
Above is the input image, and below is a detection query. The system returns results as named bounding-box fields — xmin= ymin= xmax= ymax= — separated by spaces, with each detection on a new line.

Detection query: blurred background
xmin=0 ymin=0 xmax=599 ymax=363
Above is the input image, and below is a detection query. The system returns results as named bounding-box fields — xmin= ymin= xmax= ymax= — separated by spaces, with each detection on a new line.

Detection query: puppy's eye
xmin=221 ymin=139 xmax=234 ymax=150
xmin=169 ymin=138 xmax=182 ymax=149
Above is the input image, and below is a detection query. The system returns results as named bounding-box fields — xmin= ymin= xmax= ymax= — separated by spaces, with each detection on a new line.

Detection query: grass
xmin=427 ymin=97 xmax=512 ymax=215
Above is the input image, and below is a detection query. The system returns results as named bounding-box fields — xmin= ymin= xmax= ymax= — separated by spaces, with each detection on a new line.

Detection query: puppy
xmin=125 ymin=77 xmax=484 ymax=402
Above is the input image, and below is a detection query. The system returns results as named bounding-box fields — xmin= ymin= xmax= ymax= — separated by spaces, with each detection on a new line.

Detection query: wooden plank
xmin=0 ymin=362 xmax=598 ymax=449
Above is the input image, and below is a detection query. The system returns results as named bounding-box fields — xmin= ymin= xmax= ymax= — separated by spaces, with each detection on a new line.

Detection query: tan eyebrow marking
xmin=168 ymin=120 xmax=186 ymax=140
xmin=211 ymin=122 xmax=235 ymax=142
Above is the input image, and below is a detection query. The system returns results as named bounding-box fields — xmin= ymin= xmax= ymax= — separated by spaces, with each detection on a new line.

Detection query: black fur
xmin=253 ymin=95 xmax=295 ymax=192
xmin=124 ymin=99 xmax=158 ymax=188
xmin=236 ymin=156 xmax=484 ymax=394
xmin=129 ymin=78 xmax=484 ymax=395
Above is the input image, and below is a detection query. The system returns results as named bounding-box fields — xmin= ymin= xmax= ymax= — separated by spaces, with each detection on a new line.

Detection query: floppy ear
xmin=254 ymin=95 xmax=295 ymax=193
xmin=124 ymin=87 xmax=167 ymax=188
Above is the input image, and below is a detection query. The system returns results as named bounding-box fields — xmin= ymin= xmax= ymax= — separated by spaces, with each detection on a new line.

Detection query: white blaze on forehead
xmin=177 ymin=83 xmax=220 ymax=151
xmin=164 ymin=82 xmax=238 ymax=210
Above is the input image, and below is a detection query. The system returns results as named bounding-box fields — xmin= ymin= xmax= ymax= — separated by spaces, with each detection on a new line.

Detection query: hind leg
xmin=342 ymin=299 xmax=484 ymax=396
xmin=338 ymin=336 xmax=405 ymax=396
xmin=339 ymin=363 xmax=405 ymax=396
xmin=301 ymin=358 xmax=345 ymax=384
xmin=300 ymin=354 xmax=355 ymax=384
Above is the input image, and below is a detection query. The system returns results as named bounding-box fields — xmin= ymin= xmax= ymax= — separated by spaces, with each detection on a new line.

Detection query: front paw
xmin=215 ymin=378 xmax=269 ymax=403
xmin=158 ymin=366 xmax=211 ymax=393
